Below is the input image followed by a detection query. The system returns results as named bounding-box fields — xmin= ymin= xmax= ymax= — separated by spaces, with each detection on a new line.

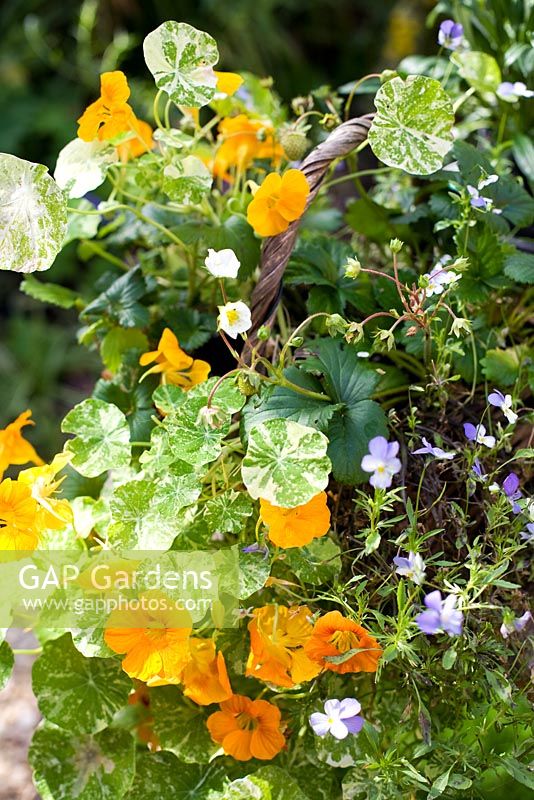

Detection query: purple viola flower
xmin=472 ymin=458 xmax=488 ymax=481
xmin=361 ymin=436 xmax=402 ymax=489
xmin=502 ymin=472 xmax=523 ymax=514
xmin=500 ymin=610 xmax=532 ymax=638
xmin=416 ymin=590 xmax=463 ymax=637
xmin=520 ymin=522 xmax=534 ymax=543
xmin=488 ymin=389 xmax=518 ymax=425
xmin=438 ymin=19 xmax=464 ymax=50
xmin=393 ymin=551 xmax=426 ymax=585
xmin=464 ymin=422 xmax=495 ymax=448
xmin=241 ymin=543 xmax=270 ymax=560
xmin=412 ymin=436 xmax=455 ymax=460
xmin=309 ymin=698 xmax=364 ymax=740
xmin=497 ymin=81 xmax=534 ymax=103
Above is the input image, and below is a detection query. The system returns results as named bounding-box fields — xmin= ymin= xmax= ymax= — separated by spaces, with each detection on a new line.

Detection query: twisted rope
xmin=244 ymin=113 xmax=374 ymax=358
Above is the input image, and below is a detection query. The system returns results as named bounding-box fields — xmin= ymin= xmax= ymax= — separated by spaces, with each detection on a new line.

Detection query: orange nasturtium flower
xmin=180 ymin=638 xmax=233 ymax=705
xmin=104 ymin=599 xmax=192 ymax=683
xmin=77 ymin=70 xmax=137 ymax=142
xmin=207 ymin=694 xmax=285 ymax=761
xmin=214 ymin=114 xmax=282 ymax=176
xmin=128 ymin=684 xmax=160 ymax=750
xmin=214 ymin=71 xmax=244 ymax=96
xmin=0 ymin=410 xmax=43 ymax=479
xmin=259 ymin=491 xmax=330 ymax=548
xmin=117 ymin=118 xmax=154 ymax=161
xmin=139 ymin=328 xmax=211 ymax=389
xmin=304 ymin=610 xmax=382 ymax=674
xmin=247 ymin=168 xmax=310 ymax=237
xmin=246 ymin=605 xmax=321 ymax=688
xmin=18 ymin=452 xmax=73 ymax=532
xmin=0 ymin=478 xmax=40 ymax=550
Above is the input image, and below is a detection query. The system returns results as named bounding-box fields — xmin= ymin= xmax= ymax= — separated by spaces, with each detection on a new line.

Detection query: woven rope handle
xmin=244 ymin=113 xmax=374 ymax=358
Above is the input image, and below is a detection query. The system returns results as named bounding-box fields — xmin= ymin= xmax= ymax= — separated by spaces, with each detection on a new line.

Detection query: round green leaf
xmin=150 ymin=686 xmax=219 ymax=763
xmin=368 ymin=75 xmax=454 ymax=175
xmin=143 ymin=21 xmax=219 ymax=107
xmin=0 ymin=153 xmax=67 ymax=273
xmin=451 ymin=51 xmax=502 ymax=94
xmin=30 ymin=724 xmax=135 ymax=800
xmin=203 ymin=490 xmax=253 ymax=534
xmin=162 ymin=156 xmax=213 ymax=204
xmin=54 ymin=138 xmax=118 ymax=199
xmin=32 ymin=634 xmax=131 ymax=734
xmin=126 ymin=751 xmax=225 ymax=800
xmin=0 ymin=639 xmax=14 ymax=690
xmin=242 ymin=419 xmax=331 ymax=507
xmin=62 ymin=398 xmax=131 ymax=478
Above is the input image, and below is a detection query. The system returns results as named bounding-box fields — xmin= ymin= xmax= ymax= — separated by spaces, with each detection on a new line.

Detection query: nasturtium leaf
xmin=315 ymin=727 xmax=363 ymax=768
xmin=0 ymin=640 xmax=14 ymax=690
xmin=451 ymin=51 xmax=502 ymax=94
xmin=30 ymin=724 xmax=135 ymax=800
xmin=32 ymin=634 xmax=131 ymax=734
xmin=282 ymin=536 xmax=341 ymax=585
xmin=368 ymin=75 xmax=454 ymax=175
xmin=249 ymin=767 xmax=311 ymax=800
xmin=125 ymin=751 xmax=225 ymax=800
xmin=101 ymin=327 xmax=148 ymax=373
xmin=20 ymin=275 xmax=80 ymax=309
xmin=150 ymin=686 xmax=219 ymax=763
xmin=54 ymin=138 xmax=118 ymax=199
xmin=0 ymin=153 xmax=67 ymax=273
xmin=203 ymin=491 xmax=253 ymax=534
xmin=62 ymin=398 xmax=131 ymax=478
xmin=242 ymin=419 xmax=331 ymax=507
xmin=108 ymin=465 xmax=201 ymax=549
xmin=143 ymin=21 xmax=219 ymax=107
xmin=162 ymin=156 xmax=212 ymax=204
xmin=239 ymin=548 xmax=271 ymax=598
xmin=63 ymin=199 xmax=102 ymax=245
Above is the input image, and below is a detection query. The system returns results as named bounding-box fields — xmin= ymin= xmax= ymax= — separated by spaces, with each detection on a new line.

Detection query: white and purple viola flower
xmin=520 ymin=522 xmax=534 ymax=543
xmin=496 ymin=81 xmax=534 ymax=103
xmin=500 ymin=610 xmax=531 ymax=638
xmin=412 ymin=436 xmax=455 ymax=460
xmin=309 ymin=698 xmax=364 ymax=740
xmin=488 ymin=389 xmax=518 ymax=425
xmin=466 ymin=175 xmax=501 ymax=214
xmin=361 ymin=436 xmax=402 ymax=489
xmin=416 ymin=590 xmax=463 ymax=637
xmin=438 ymin=19 xmax=464 ymax=50
xmin=393 ymin=551 xmax=426 ymax=585
xmin=464 ymin=422 xmax=496 ymax=448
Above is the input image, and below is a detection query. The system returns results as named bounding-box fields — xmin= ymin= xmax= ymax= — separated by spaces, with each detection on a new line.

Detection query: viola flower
xmin=207 ymin=694 xmax=285 ymax=761
xmin=18 ymin=452 xmax=73 ymax=531
xmin=415 ymin=591 xmax=463 ymax=637
xmin=104 ymin=598 xmax=192 ymax=683
xmin=309 ymin=698 xmax=364 ymax=739
xmin=241 ymin=542 xmax=270 ymax=559
xmin=246 ymin=605 xmax=321 ymax=688
xmin=139 ymin=328 xmax=210 ymax=389
xmin=116 ymin=118 xmax=154 ymax=161
xmin=472 ymin=458 xmax=488 ymax=481
xmin=214 ymin=71 xmax=244 ymax=97
xmin=259 ymin=492 xmax=330 ymax=548
xmin=496 ymin=81 xmax=534 ymax=103
xmin=438 ymin=19 xmax=464 ymax=50
xmin=180 ymin=638 xmax=233 ymax=705
xmin=217 ymin=301 xmax=252 ymax=339
xmin=488 ymin=389 xmax=518 ymax=425
xmin=247 ymin=169 xmax=310 ymax=237
xmin=467 ymin=176 xmax=502 ymax=214
xmin=412 ymin=437 xmax=455 ymax=460
xmin=0 ymin=410 xmax=43 ymax=479
xmin=393 ymin=552 xmax=426 ymax=585
xmin=500 ymin=610 xmax=531 ymax=638
xmin=502 ymin=473 xmax=522 ymax=514
xmin=77 ymin=71 xmax=137 ymax=142
xmin=463 ymin=422 xmax=495 ymax=448
xmin=304 ymin=610 xmax=382 ymax=674
xmin=204 ymin=248 xmax=241 ymax=279
xmin=0 ymin=478 xmax=40 ymax=550
xmin=214 ymin=115 xmax=282 ymax=175
xmin=422 ymin=265 xmax=461 ymax=298
xmin=520 ymin=522 xmax=534 ymax=543
xmin=361 ymin=436 xmax=402 ymax=489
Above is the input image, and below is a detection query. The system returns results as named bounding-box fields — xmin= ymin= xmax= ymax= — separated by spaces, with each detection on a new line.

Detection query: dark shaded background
xmin=0 ymin=0 xmax=433 ymax=457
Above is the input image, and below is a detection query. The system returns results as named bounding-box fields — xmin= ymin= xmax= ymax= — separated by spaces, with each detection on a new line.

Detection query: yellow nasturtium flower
xmin=214 ymin=71 xmax=244 ymax=96
xmin=0 ymin=410 xmax=43 ymax=479
xmin=117 ymin=118 xmax=154 ymax=161
xmin=0 ymin=477 xmax=40 ymax=550
xmin=139 ymin=328 xmax=211 ymax=389
xmin=77 ymin=71 xmax=137 ymax=142
xmin=214 ymin=114 xmax=283 ymax=176
xmin=18 ymin=452 xmax=73 ymax=532
xmin=247 ymin=168 xmax=310 ymax=237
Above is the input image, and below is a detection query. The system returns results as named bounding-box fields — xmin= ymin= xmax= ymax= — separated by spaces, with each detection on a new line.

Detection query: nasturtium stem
xmin=153 ymin=89 xmax=165 ymax=130
xmin=81 ymin=240 xmax=130 ymax=271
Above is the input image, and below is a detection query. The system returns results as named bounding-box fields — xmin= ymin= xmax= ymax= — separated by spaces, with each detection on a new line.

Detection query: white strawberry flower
xmin=204 ymin=248 xmax=241 ymax=279
xmin=217 ymin=301 xmax=252 ymax=339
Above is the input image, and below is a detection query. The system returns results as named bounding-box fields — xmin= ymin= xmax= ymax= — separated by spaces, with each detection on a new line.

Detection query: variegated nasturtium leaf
xmin=32 ymin=634 xmax=131 ymax=734
xmin=238 ymin=547 xmax=271 ymax=598
xmin=242 ymin=419 xmax=331 ymax=507
xmin=283 ymin=536 xmax=341 ymax=585
xmin=451 ymin=51 xmax=502 ymax=95
xmin=368 ymin=75 xmax=454 ymax=175
xmin=54 ymin=138 xmax=118 ymax=199
xmin=150 ymin=686 xmax=219 ymax=763
xmin=30 ymin=724 xmax=135 ymax=800
xmin=246 ymin=767 xmax=311 ymax=800
xmin=0 ymin=153 xmax=67 ymax=273
xmin=126 ymin=751 xmax=226 ymax=800
xmin=203 ymin=490 xmax=254 ymax=534
xmin=143 ymin=21 xmax=219 ymax=107
xmin=62 ymin=398 xmax=131 ymax=478
xmin=107 ymin=465 xmax=201 ymax=549
xmin=162 ymin=156 xmax=213 ymax=204
xmin=0 ymin=639 xmax=14 ymax=690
